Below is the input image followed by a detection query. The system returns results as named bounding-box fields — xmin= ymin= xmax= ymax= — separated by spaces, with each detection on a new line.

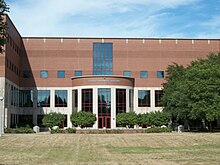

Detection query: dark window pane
xmin=19 ymin=90 xmax=33 ymax=107
xmin=155 ymin=90 xmax=163 ymax=107
xmin=72 ymin=90 xmax=78 ymax=111
xmin=138 ymin=90 xmax=150 ymax=107
xmin=55 ymin=90 xmax=68 ymax=107
xmin=116 ymin=89 xmax=126 ymax=114
xmin=23 ymin=70 xmax=32 ymax=78
xmin=82 ymin=89 xmax=93 ymax=112
xmin=58 ymin=71 xmax=65 ymax=78
xmin=157 ymin=71 xmax=164 ymax=78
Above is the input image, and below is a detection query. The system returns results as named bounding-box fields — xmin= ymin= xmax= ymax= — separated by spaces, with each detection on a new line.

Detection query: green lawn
xmin=0 ymin=133 xmax=220 ymax=165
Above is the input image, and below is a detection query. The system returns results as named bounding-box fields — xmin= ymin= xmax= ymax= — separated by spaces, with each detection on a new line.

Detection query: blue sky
xmin=5 ymin=0 xmax=220 ymax=38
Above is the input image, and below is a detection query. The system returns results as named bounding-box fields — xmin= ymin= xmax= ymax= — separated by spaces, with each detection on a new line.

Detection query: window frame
xmin=138 ymin=90 xmax=151 ymax=107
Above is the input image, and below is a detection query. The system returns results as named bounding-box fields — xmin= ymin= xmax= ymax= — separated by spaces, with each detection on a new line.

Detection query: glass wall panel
xmin=72 ymin=90 xmax=78 ymax=112
xmin=138 ymin=90 xmax=150 ymax=107
xmin=55 ymin=90 xmax=67 ymax=107
xmin=155 ymin=90 xmax=163 ymax=107
xmin=116 ymin=89 xmax=126 ymax=114
xmin=98 ymin=88 xmax=111 ymax=116
xmin=93 ymin=43 xmax=113 ymax=75
xmin=82 ymin=89 xmax=93 ymax=112
xmin=37 ymin=90 xmax=50 ymax=107
xmin=19 ymin=90 xmax=33 ymax=107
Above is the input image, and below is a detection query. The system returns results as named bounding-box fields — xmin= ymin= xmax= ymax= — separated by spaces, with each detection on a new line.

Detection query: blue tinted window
xmin=157 ymin=71 xmax=164 ymax=78
xmin=58 ymin=71 xmax=65 ymax=78
xmin=55 ymin=90 xmax=67 ymax=107
xmin=40 ymin=70 xmax=48 ymax=78
xmin=93 ymin=43 xmax=113 ymax=75
xmin=123 ymin=71 xmax=131 ymax=77
xmin=75 ymin=70 xmax=82 ymax=77
xmin=140 ymin=71 xmax=148 ymax=78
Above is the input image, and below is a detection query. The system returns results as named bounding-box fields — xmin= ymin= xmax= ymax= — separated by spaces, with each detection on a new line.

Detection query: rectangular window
xmin=123 ymin=71 xmax=131 ymax=77
xmin=116 ymin=89 xmax=126 ymax=114
xmin=40 ymin=70 xmax=48 ymax=78
xmin=55 ymin=90 xmax=67 ymax=107
xmin=138 ymin=90 xmax=150 ymax=107
xmin=75 ymin=70 xmax=82 ymax=77
xmin=57 ymin=71 xmax=65 ymax=78
xmin=82 ymin=89 xmax=93 ymax=112
xmin=98 ymin=88 xmax=111 ymax=116
xmin=23 ymin=70 xmax=32 ymax=78
xmin=93 ymin=43 xmax=113 ymax=75
xmin=72 ymin=90 xmax=78 ymax=111
xmin=155 ymin=90 xmax=163 ymax=107
xmin=37 ymin=90 xmax=50 ymax=107
xmin=157 ymin=71 xmax=164 ymax=78
xmin=19 ymin=90 xmax=34 ymax=107
xmin=140 ymin=71 xmax=148 ymax=78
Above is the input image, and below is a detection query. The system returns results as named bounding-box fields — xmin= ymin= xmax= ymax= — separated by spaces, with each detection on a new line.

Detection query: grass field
xmin=0 ymin=132 xmax=220 ymax=165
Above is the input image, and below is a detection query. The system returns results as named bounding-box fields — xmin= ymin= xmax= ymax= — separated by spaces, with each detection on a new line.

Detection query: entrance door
xmin=98 ymin=116 xmax=111 ymax=128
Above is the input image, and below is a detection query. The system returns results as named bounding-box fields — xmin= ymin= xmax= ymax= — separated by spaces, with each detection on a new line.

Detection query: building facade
xmin=0 ymin=15 xmax=220 ymax=129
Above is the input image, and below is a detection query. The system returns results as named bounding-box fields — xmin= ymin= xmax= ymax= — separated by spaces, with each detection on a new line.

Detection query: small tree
xmin=70 ymin=111 xmax=96 ymax=128
xmin=0 ymin=0 xmax=9 ymax=53
xmin=116 ymin=112 xmax=138 ymax=128
xmin=42 ymin=112 xmax=65 ymax=129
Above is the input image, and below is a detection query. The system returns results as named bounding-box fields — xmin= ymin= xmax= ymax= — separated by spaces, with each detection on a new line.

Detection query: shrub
xmin=139 ymin=111 xmax=171 ymax=127
xmin=4 ymin=127 xmax=35 ymax=134
xmin=71 ymin=111 xmax=96 ymax=128
xmin=66 ymin=128 xmax=76 ymax=133
xmin=116 ymin=112 xmax=138 ymax=128
xmin=50 ymin=128 xmax=76 ymax=134
xmin=144 ymin=127 xmax=172 ymax=133
xmin=42 ymin=112 xmax=65 ymax=129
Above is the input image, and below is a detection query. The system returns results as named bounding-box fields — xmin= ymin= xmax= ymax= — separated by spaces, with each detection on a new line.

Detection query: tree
xmin=42 ymin=112 xmax=65 ymax=129
xmin=162 ymin=52 xmax=220 ymax=130
xmin=70 ymin=111 xmax=96 ymax=128
xmin=116 ymin=112 xmax=138 ymax=128
xmin=0 ymin=0 xmax=9 ymax=53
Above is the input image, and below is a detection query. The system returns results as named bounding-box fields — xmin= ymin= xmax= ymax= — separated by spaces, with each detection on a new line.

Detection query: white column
xmin=151 ymin=89 xmax=155 ymax=112
xmin=67 ymin=89 xmax=72 ymax=128
xmin=111 ymin=87 xmax=116 ymax=129
xmin=78 ymin=88 xmax=82 ymax=112
xmin=126 ymin=88 xmax=129 ymax=113
xmin=51 ymin=89 xmax=55 ymax=108
xmin=93 ymin=87 xmax=98 ymax=129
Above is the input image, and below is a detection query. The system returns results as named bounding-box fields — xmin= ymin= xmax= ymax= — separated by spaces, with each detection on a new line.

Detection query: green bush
xmin=144 ymin=127 xmax=172 ymax=133
xmin=140 ymin=111 xmax=171 ymax=127
xmin=70 ymin=111 xmax=96 ymax=128
xmin=116 ymin=112 xmax=138 ymax=128
xmin=66 ymin=128 xmax=76 ymax=133
xmin=4 ymin=127 xmax=35 ymax=134
xmin=50 ymin=128 xmax=76 ymax=134
xmin=42 ymin=112 xmax=65 ymax=129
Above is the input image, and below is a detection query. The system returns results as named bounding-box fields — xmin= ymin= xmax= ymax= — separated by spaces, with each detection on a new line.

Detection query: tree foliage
xmin=70 ymin=111 xmax=96 ymax=128
xmin=42 ymin=112 xmax=65 ymax=129
xmin=162 ymin=52 xmax=220 ymax=124
xmin=0 ymin=0 xmax=9 ymax=53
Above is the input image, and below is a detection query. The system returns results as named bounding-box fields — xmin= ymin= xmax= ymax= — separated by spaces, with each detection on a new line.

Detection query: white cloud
xmin=6 ymin=0 xmax=202 ymax=37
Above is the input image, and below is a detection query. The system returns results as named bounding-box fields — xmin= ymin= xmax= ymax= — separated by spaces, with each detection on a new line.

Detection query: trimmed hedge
xmin=50 ymin=128 xmax=76 ymax=134
xmin=144 ymin=127 xmax=172 ymax=133
xmin=4 ymin=127 xmax=35 ymax=134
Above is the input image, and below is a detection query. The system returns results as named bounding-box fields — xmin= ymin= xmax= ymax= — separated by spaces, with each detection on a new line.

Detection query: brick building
xmin=0 ymin=15 xmax=220 ymax=129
